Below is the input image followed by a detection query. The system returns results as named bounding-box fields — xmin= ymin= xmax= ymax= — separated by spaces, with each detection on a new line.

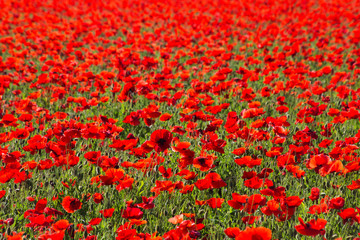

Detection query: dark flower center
xmin=197 ymin=157 xmax=207 ymax=165
xmin=157 ymin=138 xmax=167 ymax=146
xmin=70 ymin=200 xmax=79 ymax=209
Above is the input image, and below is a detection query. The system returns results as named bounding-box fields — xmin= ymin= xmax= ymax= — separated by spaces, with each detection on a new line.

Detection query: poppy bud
xmin=189 ymin=230 xmax=201 ymax=239
xmin=5 ymin=218 xmax=14 ymax=226
xmin=309 ymin=188 xmax=320 ymax=201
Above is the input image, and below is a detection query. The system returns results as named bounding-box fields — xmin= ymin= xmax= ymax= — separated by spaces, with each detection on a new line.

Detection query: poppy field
xmin=1 ymin=0 xmax=360 ymax=239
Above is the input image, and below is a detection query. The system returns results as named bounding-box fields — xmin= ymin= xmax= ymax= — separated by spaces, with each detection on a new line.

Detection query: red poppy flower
xmin=329 ymin=197 xmax=345 ymax=209
xmin=89 ymin=218 xmax=102 ymax=226
xmin=241 ymin=108 xmax=265 ymax=119
xmin=1 ymin=114 xmax=18 ymax=127
xmin=52 ymin=219 xmax=70 ymax=231
xmin=159 ymin=166 xmax=173 ymax=178
xmin=258 ymin=168 xmax=274 ymax=178
xmin=347 ymin=178 xmax=360 ymax=190
xmin=37 ymin=159 xmax=53 ymax=170
xmin=283 ymin=196 xmax=304 ymax=208
xmin=244 ymin=176 xmax=264 ymax=189
xmin=261 ymin=199 xmax=281 ymax=216
xmin=93 ymin=193 xmax=103 ymax=204
xmin=309 ymin=187 xmax=320 ymax=201
xmin=44 ymin=207 xmax=64 ymax=216
xmin=149 ymin=129 xmax=173 ymax=152
xmin=308 ymin=154 xmax=331 ymax=169
xmin=179 ymin=184 xmax=194 ymax=194
xmin=38 ymin=231 xmax=65 ymax=240
xmin=206 ymin=198 xmax=224 ymax=208
xmin=318 ymin=139 xmax=333 ymax=148
xmin=168 ymin=214 xmax=184 ymax=224
xmin=228 ymin=193 xmax=248 ymax=210
xmin=109 ymin=138 xmax=139 ymax=151
xmin=134 ymin=196 xmax=155 ymax=209
xmin=295 ymin=217 xmax=327 ymax=236
xmin=234 ymin=156 xmax=262 ymax=168
xmin=195 ymin=172 xmax=226 ymax=190
xmin=224 ymin=227 xmax=241 ymax=238
xmin=35 ymin=198 xmax=47 ymax=214
xmin=242 ymin=216 xmax=260 ymax=225
xmin=12 ymin=128 xmax=30 ymax=140
xmin=62 ymin=196 xmax=82 ymax=213
xmin=121 ymin=206 xmax=143 ymax=220
xmin=19 ymin=114 xmax=33 ymax=122
xmin=84 ymin=151 xmax=101 ymax=164
xmin=193 ymin=155 xmax=214 ymax=172
xmin=195 ymin=200 xmax=207 ymax=206
xmin=338 ymin=208 xmax=360 ymax=225
xmin=6 ymin=232 xmax=25 ymax=240
xmin=0 ymin=190 xmax=5 ymax=199
xmin=100 ymin=208 xmax=115 ymax=218
xmin=2 ymin=151 xmax=24 ymax=164
xmin=171 ymin=126 xmax=186 ymax=135
xmin=235 ymin=227 xmax=272 ymax=240
xmin=160 ymin=113 xmax=172 ymax=121
xmin=176 ymin=169 xmax=197 ymax=180
xmin=244 ymin=194 xmax=267 ymax=214
xmin=232 ymin=147 xmax=246 ymax=156
xmin=26 ymin=196 xmax=36 ymax=202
